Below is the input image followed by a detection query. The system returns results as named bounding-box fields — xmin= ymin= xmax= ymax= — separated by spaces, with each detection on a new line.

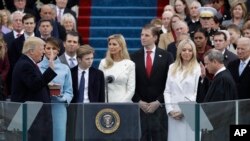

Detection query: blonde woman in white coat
xmin=164 ymin=39 xmax=201 ymax=141
xmin=99 ymin=34 xmax=135 ymax=103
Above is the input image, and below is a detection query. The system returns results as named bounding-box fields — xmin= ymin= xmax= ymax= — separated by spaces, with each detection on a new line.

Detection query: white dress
xmin=164 ymin=63 xmax=201 ymax=141
xmin=99 ymin=59 xmax=135 ymax=102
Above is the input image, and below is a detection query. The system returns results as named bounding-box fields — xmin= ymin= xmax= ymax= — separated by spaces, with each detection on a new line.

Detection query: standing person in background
xmin=39 ymin=37 xmax=73 ymax=141
xmin=174 ymin=0 xmax=190 ymax=23
xmin=131 ymin=24 xmax=173 ymax=141
xmin=164 ymin=39 xmax=200 ymax=141
xmin=227 ymin=24 xmax=241 ymax=54
xmin=99 ymin=34 xmax=135 ymax=103
xmin=0 ymin=9 xmax=12 ymax=30
xmin=188 ymin=0 xmax=201 ymax=38
xmin=11 ymin=37 xmax=57 ymax=141
xmin=0 ymin=38 xmax=9 ymax=99
xmin=60 ymin=13 xmax=83 ymax=45
xmin=193 ymin=28 xmax=212 ymax=63
xmin=222 ymin=1 xmax=247 ymax=29
xmin=227 ymin=37 xmax=250 ymax=124
xmin=59 ymin=31 xmax=79 ymax=68
xmin=213 ymin=31 xmax=238 ymax=67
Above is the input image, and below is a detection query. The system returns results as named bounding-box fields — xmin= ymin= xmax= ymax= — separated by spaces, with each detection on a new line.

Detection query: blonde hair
xmin=61 ymin=13 xmax=77 ymax=31
xmin=231 ymin=1 xmax=247 ymax=20
xmin=0 ymin=9 xmax=12 ymax=29
xmin=0 ymin=38 xmax=6 ymax=60
xmin=171 ymin=39 xmax=199 ymax=79
xmin=104 ymin=34 xmax=130 ymax=69
xmin=22 ymin=37 xmax=45 ymax=54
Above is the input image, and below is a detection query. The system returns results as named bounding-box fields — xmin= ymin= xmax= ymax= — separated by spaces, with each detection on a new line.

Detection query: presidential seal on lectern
xmin=95 ymin=108 xmax=120 ymax=134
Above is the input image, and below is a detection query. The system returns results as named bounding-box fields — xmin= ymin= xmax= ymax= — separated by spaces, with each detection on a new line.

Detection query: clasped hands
xmin=139 ymin=100 xmax=161 ymax=113
xmin=169 ymin=111 xmax=184 ymax=120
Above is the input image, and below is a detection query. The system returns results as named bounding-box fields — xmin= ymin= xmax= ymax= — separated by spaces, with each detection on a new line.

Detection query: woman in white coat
xmin=99 ymin=34 xmax=135 ymax=102
xmin=164 ymin=38 xmax=201 ymax=141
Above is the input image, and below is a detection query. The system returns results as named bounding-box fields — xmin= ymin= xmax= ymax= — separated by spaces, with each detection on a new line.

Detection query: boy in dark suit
xmin=67 ymin=44 xmax=104 ymax=141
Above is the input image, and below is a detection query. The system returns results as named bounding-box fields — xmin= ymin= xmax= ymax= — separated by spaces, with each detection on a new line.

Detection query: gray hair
xmin=204 ymin=49 xmax=224 ymax=64
xmin=10 ymin=11 xmax=25 ymax=22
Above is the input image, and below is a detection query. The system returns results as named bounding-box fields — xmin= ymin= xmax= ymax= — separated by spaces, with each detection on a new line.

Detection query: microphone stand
xmin=106 ymin=81 xmax=109 ymax=103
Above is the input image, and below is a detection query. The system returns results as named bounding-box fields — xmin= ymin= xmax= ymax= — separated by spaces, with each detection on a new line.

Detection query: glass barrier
xmin=0 ymin=102 xmax=23 ymax=141
xmin=0 ymin=100 xmax=250 ymax=141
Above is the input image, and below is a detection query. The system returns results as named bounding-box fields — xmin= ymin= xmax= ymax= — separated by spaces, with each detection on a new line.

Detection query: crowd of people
xmin=0 ymin=0 xmax=250 ymax=141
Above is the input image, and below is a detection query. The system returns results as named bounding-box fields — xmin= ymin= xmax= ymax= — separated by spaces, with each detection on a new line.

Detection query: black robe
xmin=197 ymin=69 xmax=237 ymax=141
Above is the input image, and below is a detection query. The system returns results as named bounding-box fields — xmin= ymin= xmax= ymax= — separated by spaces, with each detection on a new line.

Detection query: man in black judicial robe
xmin=197 ymin=49 xmax=237 ymax=141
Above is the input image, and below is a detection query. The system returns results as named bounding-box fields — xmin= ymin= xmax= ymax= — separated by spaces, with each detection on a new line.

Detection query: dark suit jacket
xmin=35 ymin=20 xmax=66 ymax=40
xmin=8 ymin=34 xmax=25 ymax=70
xmin=167 ymin=42 xmax=177 ymax=60
xmin=70 ymin=66 xmax=105 ymax=103
xmin=11 ymin=55 xmax=57 ymax=103
xmin=131 ymin=47 xmax=173 ymax=103
xmin=203 ymin=69 xmax=237 ymax=102
xmin=3 ymin=31 xmax=15 ymax=50
xmin=10 ymin=55 xmax=56 ymax=141
xmin=227 ymin=59 xmax=250 ymax=99
xmin=59 ymin=53 xmax=69 ymax=67
xmin=223 ymin=49 xmax=238 ymax=67
xmin=198 ymin=69 xmax=237 ymax=141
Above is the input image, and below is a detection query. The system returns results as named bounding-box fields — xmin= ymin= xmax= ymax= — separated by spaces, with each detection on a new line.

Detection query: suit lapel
xmin=240 ymin=60 xmax=250 ymax=78
xmin=60 ymin=54 xmax=69 ymax=66
xmin=150 ymin=48 xmax=161 ymax=77
xmin=72 ymin=66 xmax=79 ymax=96
xmin=137 ymin=49 xmax=148 ymax=78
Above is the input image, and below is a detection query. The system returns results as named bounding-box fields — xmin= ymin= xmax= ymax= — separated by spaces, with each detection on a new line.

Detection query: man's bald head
xmin=40 ymin=4 xmax=54 ymax=20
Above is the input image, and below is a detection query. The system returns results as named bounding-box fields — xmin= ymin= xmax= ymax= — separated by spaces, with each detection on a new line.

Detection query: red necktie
xmin=146 ymin=51 xmax=152 ymax=77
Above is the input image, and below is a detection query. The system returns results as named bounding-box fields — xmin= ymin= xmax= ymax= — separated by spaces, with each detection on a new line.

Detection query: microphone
xmin=106 ymin=75 xmax=114 ymax=83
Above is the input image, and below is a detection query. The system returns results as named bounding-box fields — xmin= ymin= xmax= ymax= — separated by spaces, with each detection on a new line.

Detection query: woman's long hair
xmin=104 ymin=34 xmax=130 ymax=69
xmin=171 ymin=39 xmax=199 ymax=80
xmin=0 ymin=38 xmax=6 ymax=60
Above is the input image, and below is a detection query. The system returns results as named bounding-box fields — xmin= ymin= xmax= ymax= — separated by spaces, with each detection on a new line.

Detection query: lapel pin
xmin=159 ymin=54 xmax=162 ymax=57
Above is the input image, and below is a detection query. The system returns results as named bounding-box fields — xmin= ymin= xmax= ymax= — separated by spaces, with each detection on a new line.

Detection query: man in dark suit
xmin=9 ymin=13 xmax=37 ymax=71
xmin=10 ymin=0 xmax=39 ymax=19
xmin=3 ymin=11 xmax=24 ymax=49
xmin=59 ymin=31 xmax=80 ymax=68
xmin=54 ymin=0 xmax=76 ymax=22
xmin=7 ymin=13 xmax=36 ymax=100
xmin=197 ymin=49 xmax=237 ymax=141
xmin=11 ymin=37 xmax=57 ymax=141
xmin=131 ymin=24 xmax=173 ymax=141
xmin=227 ymin=37 xmax=250 ymax=124
xmin=67 ymin=45 xmax=104 ymax=141
xmin=213 ymin=31 xmax=238 ymax=67
xmin=3 ymin=11 xmax=24 ymax=98
xmin=37 ymin=4 xmax=66 ymax=40
xmin=37 ymin=19 xmax=65 ymax=55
